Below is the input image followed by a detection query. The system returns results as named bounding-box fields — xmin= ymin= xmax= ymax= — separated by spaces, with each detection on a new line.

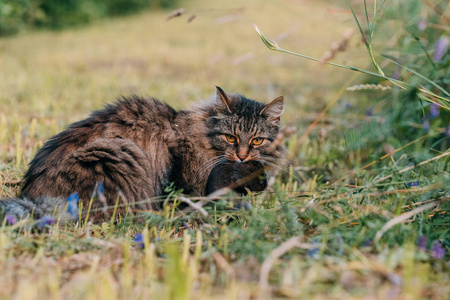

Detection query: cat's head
xmin=205 ymin=86 xmax=286 ymax=165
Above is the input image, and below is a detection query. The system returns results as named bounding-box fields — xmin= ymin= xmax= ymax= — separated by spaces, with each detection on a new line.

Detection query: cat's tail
xmin=0 ymin=196 xmax=71 ymax=225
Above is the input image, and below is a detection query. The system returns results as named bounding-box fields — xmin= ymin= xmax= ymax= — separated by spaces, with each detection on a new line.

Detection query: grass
xmin=0 ymin=0 xmax=449 ymax=299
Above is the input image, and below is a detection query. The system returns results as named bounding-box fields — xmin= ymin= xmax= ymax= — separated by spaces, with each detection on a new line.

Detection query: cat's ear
xmin=215 ymin=86 xmax=232 ymax=113
xmin=260 ymin=96 xmax=285 ymax=124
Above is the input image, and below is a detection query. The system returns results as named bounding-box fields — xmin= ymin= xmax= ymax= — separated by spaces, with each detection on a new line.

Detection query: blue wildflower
xmin=182 ymin=222 xmax=190 ymax=229
xmin=407 ymin=181 xmax=419 ymax=187
xmin=365 ymin=107 xmax=374 ymax=117
xmin=97 ymin=181 xmax=106 ymax=202
xmin=445 ymin=126 xmax=450 ymax=139
xmin=5 ymin=215 xmax=17 ymax=225
xmin=66 ymin=192 xmax=79 ymax=220
xmin=98 ymin=181 xmax=104 ymax=194
xmin=134 ymin=233 xmax=145 ymax=249
xmin=431 ymin=241 xmax=445 ymax=259
xmin=36 ymin=215 xmax=57 ymax=227
xmin=423 ymin=118 xmax=430 ymax=133
xmin=362 ymin=239 xmax=373 ymax=247
xmin=308 ymin=247 xmax=319 ymax=258
xmin=430 ymin=103 xmax=440 ymax=119
xmin=96 ymin=181 xmax=108 ymax=211
xmin=244 ymin=201 xmax=252 ymax=211
xmin=417 ymin=235 xmax=427 ymax=251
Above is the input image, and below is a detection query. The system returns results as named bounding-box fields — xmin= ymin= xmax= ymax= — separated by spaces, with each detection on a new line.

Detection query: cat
xmin=0 ymin=87 xmax=286 ymax=224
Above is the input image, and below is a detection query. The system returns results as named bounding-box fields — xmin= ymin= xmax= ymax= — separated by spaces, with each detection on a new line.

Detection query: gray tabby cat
xmin=0 ymin=87 xmax=285 ymax=223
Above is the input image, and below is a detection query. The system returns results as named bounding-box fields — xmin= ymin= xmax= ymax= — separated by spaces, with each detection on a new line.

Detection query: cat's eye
xmin=225 ymin=134 xmax=237 ymax=144
xmin=251 ymin=137 xmax=265 ymax=146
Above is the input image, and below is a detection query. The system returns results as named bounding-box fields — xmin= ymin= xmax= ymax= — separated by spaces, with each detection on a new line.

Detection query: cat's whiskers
xmin=259 ymin=160 xmax=285 ymax=173
xmin=258 ymin=155 xmax=301 ymax=182
xmin=194 ymin=155 xmax=227 ymax=183
xmin=195 ymin=156 xmax=223 ymax=178
xmin=258 ymin=155 xmax=284 ymax=165
xmin=195 ymin=158 xmax=228 ymax=184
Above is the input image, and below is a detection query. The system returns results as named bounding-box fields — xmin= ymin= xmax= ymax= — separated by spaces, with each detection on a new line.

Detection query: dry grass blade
xmin=320 ymin=28 xmax=354 ymax=64
xmin=187 ymin=15 xmax=196 ymax=23
xmin=374 ymin=201 xmax=439 ymax=242
xmin=259 ymin=236 xmax=315 ymax=293
xmin=166 ymin=8 xmax=186 ymax=21
xmin=346 ymin=83 xmax=392 ymax=91
xmin=179 ymin=196 xmax=208 ymax=216
xmin=3 ymin=180 xmax=21 ymax=186
xmin=211 ymin=252 xmax=235 ymax=279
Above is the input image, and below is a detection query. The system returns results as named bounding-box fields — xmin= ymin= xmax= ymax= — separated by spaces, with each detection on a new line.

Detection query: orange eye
xmin=251 ymin=137 xmax=265 ymax=146
xmin=225 ymin=134 xmax=237 ymax=144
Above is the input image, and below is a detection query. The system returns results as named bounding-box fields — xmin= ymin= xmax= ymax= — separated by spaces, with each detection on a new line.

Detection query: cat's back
xmin=21 ymin=96 xmax=178 ymax=201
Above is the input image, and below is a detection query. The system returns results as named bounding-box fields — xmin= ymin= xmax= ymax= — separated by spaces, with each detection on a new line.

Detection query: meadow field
xmin=0 ymin=0 xmax=448 ymax=299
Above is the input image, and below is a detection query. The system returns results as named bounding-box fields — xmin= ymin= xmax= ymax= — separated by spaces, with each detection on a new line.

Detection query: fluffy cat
xmin=1 ymin=87 xmax=285 ymax=223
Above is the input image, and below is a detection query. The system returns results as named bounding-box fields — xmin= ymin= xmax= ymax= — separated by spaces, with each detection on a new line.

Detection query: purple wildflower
xmin=433 ymin=36 xmax=449 ymax=63
xmin=407 ymin=181 xmax=420 ymax=187
xmin=418 ymin=18 xmax=427 ymax=31
xmin=392 ymin=71 xmax=400 ymax=80
xmin=5 ymin=215 xmax=17 ymax=225
xmin=36 ymin=215 xmax=57 ymax=227
xmin=392 ymin=58 xmax=402 ymax=80
xmin=431 ymin=241 xmax=445 ymax=259
xmin=417 ymin=235 xmax=428 ymax=251
xmin=430 ymin=103 xmax=440 ymax=119
xmin=66 ymin=192 xmax=79 ymax=220
xmin=134 ymin=233 xmax=145 ymax=249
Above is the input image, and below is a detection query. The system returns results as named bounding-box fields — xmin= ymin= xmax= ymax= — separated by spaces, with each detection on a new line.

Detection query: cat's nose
xmin=237 ymin=154 xmax=247 ymax=161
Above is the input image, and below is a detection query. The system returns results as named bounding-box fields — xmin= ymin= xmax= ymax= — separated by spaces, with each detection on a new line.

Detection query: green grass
xmin=0 ymin=0 xmax=449 ymax=299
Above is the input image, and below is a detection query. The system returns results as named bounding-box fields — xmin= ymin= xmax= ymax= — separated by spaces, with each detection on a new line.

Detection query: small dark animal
xmin=205 ymin=161 xmax=267 ymax=195
xmin=1 ymin=87 xmax=286 ymax=223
